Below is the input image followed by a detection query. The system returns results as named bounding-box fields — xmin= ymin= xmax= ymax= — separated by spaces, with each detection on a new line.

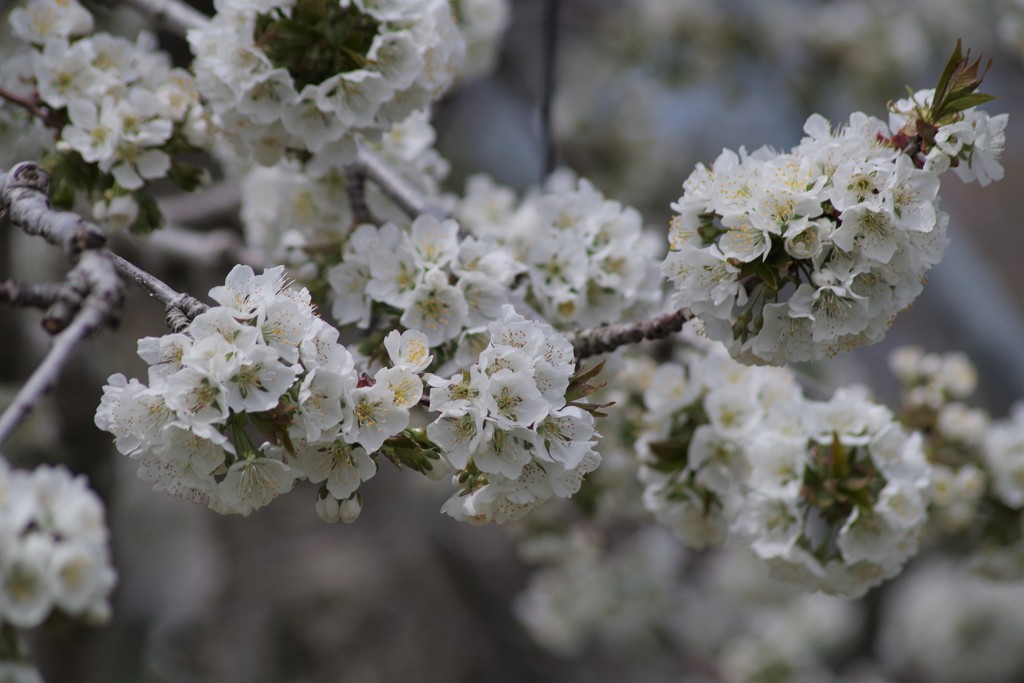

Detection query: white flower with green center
xmin=327 ymin=260 xmax=373 ymax=327
xmin=212 ymin=452 xmax=296 ymax=517
xmin=222 ymin=345 xmax=296 ymax=413
xmin=532 ymin=406 xmax=595 ymax=469
xmin=474 ymin=426 xmax=533 ymax=479
xmin=259 ymin=296 xmax=314 ymax=364
xmin=400 ymin=269 xmax=468 ymax=346
xmin=427 ymin=369 xmax=487 ymax=414
xmin=49 ymin=540 xmax=116 ymax=615
xmin=61 ymin=96 xmax=120 ymax=165
xmin=703 ymin=385 xmax=763 ymax=439
xmin=187 ymin=308 xmax=260 ymax=352
xmin=457 ymin=271 xmax=508 ymax=328
xmin=734 ymin=492 xmax=803 ymax=560
xmin=426 ymin=409 xmax=488 ymax=470
xmin=0 ymin=533 xmax=55 ymax=628
xmin=296 ymin=369 xmax=350 ymax=442
xmin=367 ymin=239 xmax=423 ymax=309
xmin=9 ymin=0 xmax=94 ymax=44
xmin=33 ymin=38 xmax=94 ymax=109
xmin=482 ymin=371 xmax=549 ymax=430
xmin=383 ymin=328 xmax=433 ymax=372
xmin=208 ymin=265 xmax=290 ymax=320
xmin=375 ymin=366 xmax=423 ymax=410
xmin=409 ymin=214 xmax=459 ymax=268
xmin=830 ymin=158 xmax=893 ymax=212
xmin=788 ymin=283 xmax=870 ymax=344
xmin=281 ymin=86 xmax=347 ymax=152
xmin=299 ymin=319 xmax=356 ymax=374
xmin=164 ymin=367 xmax=230 ymax=431
xmin=152 ymin=424 xmax=230 ymax=478
xmin=94 ymin=374 xmax=174 ymax=456
xmin=885 ymin=154 xmax=940 ymax=232
xmin=342 ymin=384 xmax=409 ymax=453
xmin=747 ymin=434 xmax=808 ymax=498
xmin=293 ymin=440 xmax=376 ymax=501
xmin=643 ymin=362 xmax=700 ymax=418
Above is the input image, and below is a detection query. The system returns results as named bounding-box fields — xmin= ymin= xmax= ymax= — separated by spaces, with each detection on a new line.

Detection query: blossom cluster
xmin=515 ymin=527 xmax=686 ymax=655
xmin=884 ymin=346 xmax=1024 ymax=578
xmin=456 ymin=172 xmax=663 ymax=329
xmin=189 ymin=0 xmax=463 ymax=166
xmin=430 ymin=306 xmax=601 ymax=524
xmin=5 ymin=0 xmax=210 ymax=230
xmin=241 ymin=110 xmax=449 ymax=270
xmin=664 ymin=97 xmax=1004 ymax=365
xmin=451 ymin=0 xmax=510 ymax=83
xmin=95 ymin=265 xmax=429 ymax=518
xmin=0 ymin=459 xmax=115 ymax=630
xmin=636 ymin=343 xmax=932 ymax=597
xmin=327 ymin=214 xmax=523 ymax=348
xmin=881 ymin=560 xmax=1024 ymax=683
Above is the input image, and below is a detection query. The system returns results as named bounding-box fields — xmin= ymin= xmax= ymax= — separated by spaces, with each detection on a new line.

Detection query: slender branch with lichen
xmin=567 ymin=308 xmax=691 ymax=360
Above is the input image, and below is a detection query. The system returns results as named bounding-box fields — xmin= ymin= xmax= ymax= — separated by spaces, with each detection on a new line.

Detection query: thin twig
xmin=0 ymin=306 xmax=107 ymax=446
xmin=354 ymin=143 xmax=447 ymax=220
xmin=568 ymin=308 xmax=691 ymax=360
xmin=346 ymin=169 xmax=371 ymax=225
xmin=108 ymin=252 xmax=208 ymax=331
xmin=118 ymin=225 xmax=264 ymax=269
xmin=121 ymin=0 xmax=208 ymax=34
xmin=0 ymin=163 xmax=125 ymax=447
xmin=0 ymin=281 xmax=65 ymax=311
xmin=157 ymin=181 xmax=240 ymax=226
xmin=0 ymin=87 xmax=61 ymax=130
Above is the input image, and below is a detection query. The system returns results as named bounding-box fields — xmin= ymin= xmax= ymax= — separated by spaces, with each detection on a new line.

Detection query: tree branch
xmin=568 ymin=308 xmax=691 ymax=360
xmin=108 ymin=253 xmax=208 ymax=332
xmin=0 ymin=161 xmax=214 ymax=446
xmin=0 ymin=87 xmax=61 ymax=130
xmin=354 ymin=143 xmax=448 ymax=220
xmin=0 ymin=304 xmax=109 ymax=446
xmin=0 ymin=281 xmax=65 ymax=311
xmin=346 ymin=169 xmax=371 ymax=225
xmin=121 ymin=0 xmax=208 ymax=34
xmin=0 ymin=163 xmax=125 ymax=447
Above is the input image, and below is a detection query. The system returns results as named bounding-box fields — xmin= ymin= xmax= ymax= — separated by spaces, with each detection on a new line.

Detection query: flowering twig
xmin=121 ymin=0 xmax=208 ymax=34
xmin=568 ymin=308 xmax=691 ymax=360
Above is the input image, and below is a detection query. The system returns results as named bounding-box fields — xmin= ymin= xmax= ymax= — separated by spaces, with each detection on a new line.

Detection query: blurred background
xmin=2 ymin=0 xmax=1024 ymax=681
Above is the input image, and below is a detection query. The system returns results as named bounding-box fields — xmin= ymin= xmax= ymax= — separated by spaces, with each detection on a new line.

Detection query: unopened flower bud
xmin=316 ymin=491 xmax=341 ymax=524
xmin=340 ymin=494 xmax=362 ymax=524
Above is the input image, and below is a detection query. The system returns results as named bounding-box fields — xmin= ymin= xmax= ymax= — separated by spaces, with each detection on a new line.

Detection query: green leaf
xmin=565 ymin=380 xmax=606 ymax=403
xmin=932 ymin=39 xmax=963 ymax=112
xmin=570 ymin=358 xmax=606 ymax=385
xmin=942 ymin=92 xmax=998 ymax=115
